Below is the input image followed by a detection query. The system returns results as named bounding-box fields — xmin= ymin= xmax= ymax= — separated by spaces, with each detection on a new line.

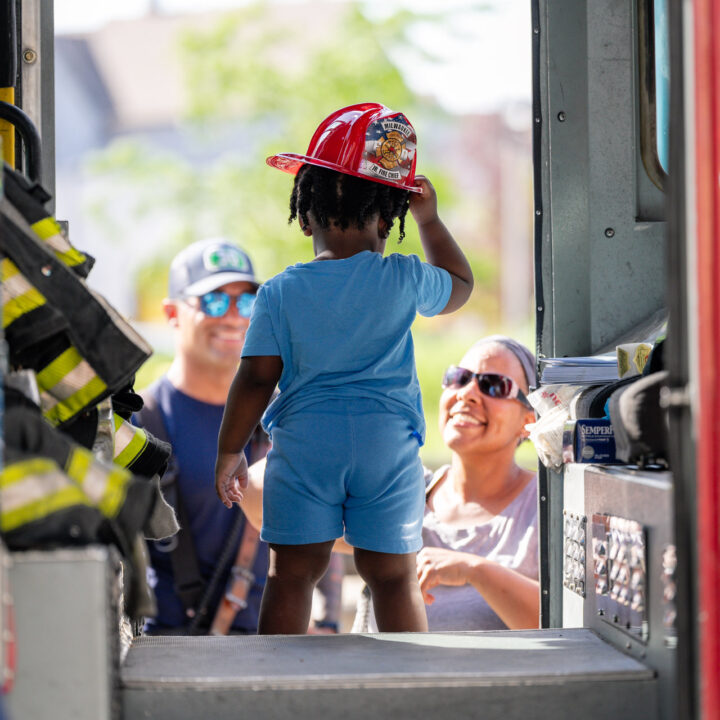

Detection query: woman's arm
xmin=416 ymin=546 xmax=540 ymax=630
xmin=236 ymin=456 xmax=266 ymax=530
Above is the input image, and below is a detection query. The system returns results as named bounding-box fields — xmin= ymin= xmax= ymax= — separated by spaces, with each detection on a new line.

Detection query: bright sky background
xmin=54 ymin=0 xmax=531 ymax=115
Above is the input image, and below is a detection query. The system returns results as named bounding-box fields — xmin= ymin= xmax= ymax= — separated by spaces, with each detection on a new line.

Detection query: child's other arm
xmin=215 ymin=355 xmax=282 ymax=507
xmin=410 ymin=175 xmax=473 ymax=314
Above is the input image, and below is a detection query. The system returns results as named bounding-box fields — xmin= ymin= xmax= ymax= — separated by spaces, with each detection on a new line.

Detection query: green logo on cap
xmin=203 ymin=245 xmax=249 ymax=272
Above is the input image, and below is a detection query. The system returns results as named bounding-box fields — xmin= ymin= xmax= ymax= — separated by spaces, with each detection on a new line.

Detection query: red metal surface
xmin=692 ymin=0 xmax=720 ymax=717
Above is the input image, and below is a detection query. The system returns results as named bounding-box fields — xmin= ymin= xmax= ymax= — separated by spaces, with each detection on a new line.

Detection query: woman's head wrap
xmin=467 ymin=335 xmax=537 ymax=390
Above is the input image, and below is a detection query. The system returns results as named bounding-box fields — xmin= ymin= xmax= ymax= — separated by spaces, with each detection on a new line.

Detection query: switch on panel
xmin=592 ymin=514 xmax=648 ymax=642
xmin=563 ymin=512 xmax=587 ymax=597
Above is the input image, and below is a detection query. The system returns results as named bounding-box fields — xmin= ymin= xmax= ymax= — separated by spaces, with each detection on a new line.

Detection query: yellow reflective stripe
xmin=112 ymin=415 xmax=148 ymax=469
xmin=1 ymin=258 xmax=20 ymax=281
xmin=65 ymin=448 xmax=129 ymax=518
xmin=30 ymin=217 xmax=62 ymax=240
xmin=42 ymin=376 xmax=108 ymax=426
xmin=100 ymin=467 xmax=131 ymax=518
xmin=2 ymin=487 xmax=90 ymax=533
xmin=2 ymin=286 xmax=46 ymax=328
xmin=0 ymin=88 xmax=15 ymax=164
xmin=2 ymin=267 xmax=28 ymax=294
xmin=30 ymin=218 xmax=86 ymax=268
xmin=37 ymin=346 xmax=108 ymax=424
xmin=2 ymin=458 xmax=58 ymax=487
xmin=0 ymin=458 xmax=90 ymax=533
xmin=36 ymin=346 xmax=83 ymax=389
xmin=1 ymin=260 xmax=47 ymax=327
xmin=38 ymin=353 xmax=98 ymax=402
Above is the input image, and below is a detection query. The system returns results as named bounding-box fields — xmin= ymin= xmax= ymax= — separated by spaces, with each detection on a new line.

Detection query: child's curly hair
xmin=288 ymin=165 xmax=411 ymax=242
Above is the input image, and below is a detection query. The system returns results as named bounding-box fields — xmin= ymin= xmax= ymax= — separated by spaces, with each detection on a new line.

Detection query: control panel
xmin=592 ymin=514 xmax=648 ymax=642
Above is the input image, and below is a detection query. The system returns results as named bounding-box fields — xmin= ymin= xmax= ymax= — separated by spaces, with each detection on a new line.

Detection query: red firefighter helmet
xmin=267 ymin=102 xmax=421 ymax=193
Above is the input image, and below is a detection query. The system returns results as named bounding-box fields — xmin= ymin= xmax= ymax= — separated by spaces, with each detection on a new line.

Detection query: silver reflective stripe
xmin=2 ymin=469 xmax=70 ymax=513
xmin=80 ymin=461 xmax=109 ymax=505
xmin=113 ymin=421 xmax=136 ymax=459
xmin=2 ymin=271 xmax=34 ymax=301
xmin=45 ymin=360 xmax=97 ymax=401
xmin=40 ymin=391 xmax=59 ymax=412
xmin=43 ymin=233 xmax=73 ymax=254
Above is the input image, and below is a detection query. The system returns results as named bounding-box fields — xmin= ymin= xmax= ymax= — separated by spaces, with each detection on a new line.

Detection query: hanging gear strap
xmin=136 ymin=389 xmax=206 ymax=618
xmin=209 ymin=520 xmax=261 ymax=636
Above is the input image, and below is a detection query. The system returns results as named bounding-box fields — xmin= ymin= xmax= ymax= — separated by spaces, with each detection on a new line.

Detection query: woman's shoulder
xmin=511 ymin=472 xmax=539 ymax=524
xmin=424 ymin=464 xmax=450 ymax=498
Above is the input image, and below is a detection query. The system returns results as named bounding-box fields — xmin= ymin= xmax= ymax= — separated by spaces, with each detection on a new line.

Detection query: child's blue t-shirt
xmin=241 ymin=251 xmax=452 ymax=442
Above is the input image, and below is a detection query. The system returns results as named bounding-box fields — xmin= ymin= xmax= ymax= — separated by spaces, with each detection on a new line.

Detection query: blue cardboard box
xmin=562 ymin=419 xmax=620 ymax=464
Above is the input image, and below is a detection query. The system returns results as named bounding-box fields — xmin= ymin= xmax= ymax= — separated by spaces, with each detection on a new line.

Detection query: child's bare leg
xmin=258 ymin=541 xmax=334 ymax=634
xmin=354 ymin=548 xmax=428 ymax=632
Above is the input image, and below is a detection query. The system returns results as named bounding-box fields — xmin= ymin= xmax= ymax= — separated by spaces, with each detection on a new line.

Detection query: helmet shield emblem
xmin=359 ymin=114 xmax=417 ymax=186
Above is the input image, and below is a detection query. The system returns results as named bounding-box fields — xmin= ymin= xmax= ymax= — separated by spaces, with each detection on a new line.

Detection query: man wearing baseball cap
xmin=135 ymin=238 xmax=271 ymax=634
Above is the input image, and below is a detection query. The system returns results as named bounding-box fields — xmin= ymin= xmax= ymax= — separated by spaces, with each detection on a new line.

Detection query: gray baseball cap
xmin=168 ymin=238 xmax=259 ymax=298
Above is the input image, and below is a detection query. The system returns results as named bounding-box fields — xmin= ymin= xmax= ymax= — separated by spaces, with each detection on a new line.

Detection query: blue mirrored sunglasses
xmin=188 ymin=291 xmax=256 ymax=318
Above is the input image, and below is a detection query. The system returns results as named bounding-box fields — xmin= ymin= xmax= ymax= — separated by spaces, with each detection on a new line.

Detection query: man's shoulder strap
xmin=137 ymin=382 xmax=168 ymax=444
xmin=137 ymin=381 xmax=181 ymax=484
xmin=136 ymin=379 xmax=205 ymax=619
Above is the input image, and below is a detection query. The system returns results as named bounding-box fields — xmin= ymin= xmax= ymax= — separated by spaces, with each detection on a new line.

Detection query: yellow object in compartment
xmin=617 ymin=342 xmax=653 ymax=379
xmin=0 ymin=87 xmax=15 ymax=165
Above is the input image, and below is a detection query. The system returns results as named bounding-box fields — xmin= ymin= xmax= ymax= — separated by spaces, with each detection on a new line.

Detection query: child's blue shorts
xmin=261 ymin=399 xmax=425 ymax=554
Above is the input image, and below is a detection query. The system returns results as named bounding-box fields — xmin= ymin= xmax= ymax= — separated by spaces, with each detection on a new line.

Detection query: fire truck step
xmin=121 ymin=628 xmax=657 ymax=720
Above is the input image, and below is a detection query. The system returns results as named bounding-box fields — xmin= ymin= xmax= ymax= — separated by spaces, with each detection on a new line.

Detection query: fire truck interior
xmin=0 ymin=0 xmax=718 ymax=719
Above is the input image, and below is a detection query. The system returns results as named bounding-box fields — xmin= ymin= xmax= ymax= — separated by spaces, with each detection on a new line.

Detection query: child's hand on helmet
xmin=409 ymin=175 xmax=439 ymax=226
xmin=215 ymin=451 xmax=249 ymax=508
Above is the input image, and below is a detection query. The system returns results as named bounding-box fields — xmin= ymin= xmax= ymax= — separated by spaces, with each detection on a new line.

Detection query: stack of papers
xmin=539 ymin=355 xmax=619 ymax=385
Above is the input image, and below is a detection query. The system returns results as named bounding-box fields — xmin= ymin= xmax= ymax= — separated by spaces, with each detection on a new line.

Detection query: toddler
xmin=216 ymin=103 xmax=473 ymax=633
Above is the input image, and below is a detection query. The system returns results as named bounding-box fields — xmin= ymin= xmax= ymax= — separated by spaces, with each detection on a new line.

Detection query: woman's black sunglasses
xmin=442 ymin=366 xmax=533 ymax=410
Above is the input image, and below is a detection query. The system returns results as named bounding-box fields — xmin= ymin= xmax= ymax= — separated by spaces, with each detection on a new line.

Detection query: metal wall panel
xmin=536 ymin=0 xmax=667 ymax=358
xmin=537 ymin=0 xmax=592 ymax=357
xmin=6 ymin=547 xmax=122 ymax=720
xmin=17 ymin=0 xmax=55 ymax=202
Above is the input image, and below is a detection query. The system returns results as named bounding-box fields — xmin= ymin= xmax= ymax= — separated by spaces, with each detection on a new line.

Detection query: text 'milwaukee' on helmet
xmin=266 ymin=103 xmax=421 ymax=193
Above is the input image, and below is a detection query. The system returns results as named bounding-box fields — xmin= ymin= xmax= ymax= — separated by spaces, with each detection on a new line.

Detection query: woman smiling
xmin=416 ymin=335 xmax=539 ymax=630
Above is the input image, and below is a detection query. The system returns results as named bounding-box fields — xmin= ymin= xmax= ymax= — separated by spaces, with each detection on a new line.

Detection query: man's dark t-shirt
xmin=136 ymin=375 xmax=268 ymax=632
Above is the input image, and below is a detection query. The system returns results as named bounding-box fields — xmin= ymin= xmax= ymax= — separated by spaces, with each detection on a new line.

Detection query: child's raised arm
xmin=410 ymin=175 xmax=473 ymax=314
xmin=215 ymin=355 xmax=282 ymax=508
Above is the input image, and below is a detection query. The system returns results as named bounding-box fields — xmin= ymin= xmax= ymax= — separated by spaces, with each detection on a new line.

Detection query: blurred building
xmin=55 ymin=11 xmax=241 ymax=322
xmin=459 ymin=110 xmax=533 ymax=328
